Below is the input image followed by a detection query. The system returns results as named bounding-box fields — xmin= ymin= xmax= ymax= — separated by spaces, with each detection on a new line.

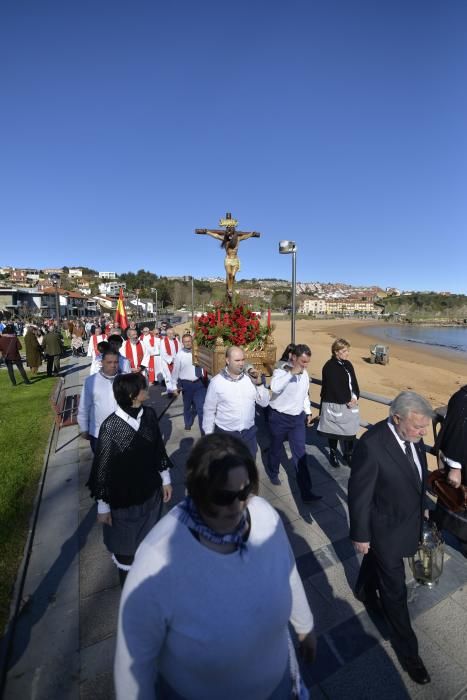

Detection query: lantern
xmin=408 ymin=520 xmax=444 ymax=588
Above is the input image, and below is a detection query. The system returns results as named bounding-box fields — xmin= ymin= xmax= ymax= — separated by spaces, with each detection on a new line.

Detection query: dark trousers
xmin=267 ymin=409 xmax=313 ymax=496
xmin=356 ymin=549 xmax=418 ymax=658
xmin=46 ymin=354 xmax=61 ymax=376
xmin=5 ymin=359 xmax=29 ymax=385
xmin=214 ymin=424 xmax=257 ymax=458
xmin=179 ymin=379 xmax=207 ymax=432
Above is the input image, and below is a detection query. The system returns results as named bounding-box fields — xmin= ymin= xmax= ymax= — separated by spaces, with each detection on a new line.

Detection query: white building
xmin=98 ymin=271 xmax=117 ymax=280
xmin=69 ymin=268 xmax=83 ymax=278
xmin=300 ymin=298 xmax=327 ymax=314
xmin=98 ymin=281 xmax=125 ymax=296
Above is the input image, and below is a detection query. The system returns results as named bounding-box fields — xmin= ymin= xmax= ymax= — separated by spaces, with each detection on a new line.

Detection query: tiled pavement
xmin=3 ymin=355 xmax=467 ymax=699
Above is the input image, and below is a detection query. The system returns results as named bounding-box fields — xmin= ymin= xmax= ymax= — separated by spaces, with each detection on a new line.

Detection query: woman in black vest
xmin=87 ymin=373 xmax=173 ymax=586
xmin=317 ymin=338 xmax=360 ymax=467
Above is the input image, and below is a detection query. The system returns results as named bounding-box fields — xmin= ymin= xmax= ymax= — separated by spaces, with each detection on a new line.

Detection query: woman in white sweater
xmin=115 ymin=433 xmax=316 ymax=700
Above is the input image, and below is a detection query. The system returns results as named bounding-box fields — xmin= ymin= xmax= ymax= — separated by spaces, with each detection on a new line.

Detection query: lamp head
xmin=279 ymin=240 xmax=297 ymax=254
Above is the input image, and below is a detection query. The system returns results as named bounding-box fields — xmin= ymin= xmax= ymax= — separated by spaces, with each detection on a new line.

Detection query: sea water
xmin=364 ymin=324 xmax=467 ymax=357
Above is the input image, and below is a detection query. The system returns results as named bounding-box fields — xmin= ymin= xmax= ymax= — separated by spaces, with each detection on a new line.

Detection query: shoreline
xmin=275 ymin=318 xmax=467 ymax=430
xmin=354 ymin=321 xmax=467 ymax=364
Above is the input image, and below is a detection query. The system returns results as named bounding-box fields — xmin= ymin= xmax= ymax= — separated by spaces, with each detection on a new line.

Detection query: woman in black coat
xmin=317 ymin=338 xmax=360 ymax=467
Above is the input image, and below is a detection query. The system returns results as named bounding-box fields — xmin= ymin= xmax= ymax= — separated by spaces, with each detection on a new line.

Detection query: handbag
xmin=428 ymin=469 xmax=467 ymax=513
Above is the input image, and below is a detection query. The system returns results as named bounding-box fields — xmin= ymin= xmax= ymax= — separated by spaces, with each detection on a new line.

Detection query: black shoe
xmin=24 ymin=381 xmax=33 ymax=385
xmin=329 ymin=450 xmax=339 ymax=468
xmin=184 ymin=425 xmax=192 ymax=431
xmin=301 ymin=492 xmax=322 ymax=503
xmin=402 ymin=656 xmax=430 ymax=685
xmin=342 ymin=453 xmax=352 ymax=466
xmin=266 ymin=469 xmax=281 ymax=486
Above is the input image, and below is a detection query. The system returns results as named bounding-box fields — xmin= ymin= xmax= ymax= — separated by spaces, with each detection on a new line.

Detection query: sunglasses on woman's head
xmin=211 ymin=482 xmax=253 ymax=507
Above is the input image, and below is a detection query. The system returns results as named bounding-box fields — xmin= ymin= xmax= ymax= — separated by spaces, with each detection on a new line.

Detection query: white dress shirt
xmin=387 ymin=420 xmax=422 ymax=479
xmin=77 ymin=371 xmax=119 ymax=438
xmin=202 ymin=371 xmax=269 ymax=434
xmin=172 ymin=349 xmax=198 ymax=382
xmin=269 ymin=367 xmax=311 ymax=416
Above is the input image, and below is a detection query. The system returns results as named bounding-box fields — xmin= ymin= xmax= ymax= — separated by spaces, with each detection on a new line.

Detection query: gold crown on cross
xmin=219 ymin=212 xmax=238 ymax=228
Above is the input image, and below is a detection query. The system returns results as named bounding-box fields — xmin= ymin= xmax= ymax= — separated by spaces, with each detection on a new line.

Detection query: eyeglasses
xmin=211 ymin=482 xmax=253 ymax=507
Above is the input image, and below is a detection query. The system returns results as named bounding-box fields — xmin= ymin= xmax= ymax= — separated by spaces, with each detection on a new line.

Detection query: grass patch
xmin=0 ymin=369 xmax=56 ymax=631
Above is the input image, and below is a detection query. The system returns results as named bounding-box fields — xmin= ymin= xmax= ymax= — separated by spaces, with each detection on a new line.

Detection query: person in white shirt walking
xmin=172 ymin=333 xmax=207 ymax=432
xmin=202 ymin=346 xmax=269 ymax=457
xmin=78 ymin=350 xmax=120 ymax=453
xmin=160 ymin=327 xmax=180 ymax=396
xmin=267 ymin=344 xmax=321 ymax=502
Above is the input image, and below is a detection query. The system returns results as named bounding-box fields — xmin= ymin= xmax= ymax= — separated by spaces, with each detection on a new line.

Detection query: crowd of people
xmin=3 ymin=314 xmax=467 ymax=697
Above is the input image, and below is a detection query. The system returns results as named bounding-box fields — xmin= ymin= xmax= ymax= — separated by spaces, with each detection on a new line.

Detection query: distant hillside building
xmin=98 ymin=281 xmax=125 ymax=296
xmin=299 ymin=298 xmax=327 ymax=314
xmin=98 ymin=271 xmax=117 ymax=280
xmin=325 ymin=299 xmax=377 ymax=315
xmin=69 ymin=268 xmax=83 ymax=278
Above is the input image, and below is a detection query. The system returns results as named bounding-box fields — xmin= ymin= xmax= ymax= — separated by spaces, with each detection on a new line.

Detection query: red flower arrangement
xmin=194 ymin=302 xmax=271 ymax=350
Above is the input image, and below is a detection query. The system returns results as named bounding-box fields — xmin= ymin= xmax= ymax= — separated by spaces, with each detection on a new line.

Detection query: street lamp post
xmin=183 ymin=276 xmax=195 ymax=332
xmin=191 ymin=276 xmax=195 ymax=332
xmin=279 ymin=241 xmax=297 ymax=344
xmin=50 ymin=273 xmax=60 ymax=324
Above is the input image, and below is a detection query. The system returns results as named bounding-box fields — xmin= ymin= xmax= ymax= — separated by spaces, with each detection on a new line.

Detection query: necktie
xmin=404 ymin=441 xmax=421 ymax=482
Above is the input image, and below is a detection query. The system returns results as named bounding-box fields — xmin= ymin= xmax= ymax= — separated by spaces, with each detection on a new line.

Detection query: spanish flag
xmin=115 ymin=287 xmax=128 ymax=330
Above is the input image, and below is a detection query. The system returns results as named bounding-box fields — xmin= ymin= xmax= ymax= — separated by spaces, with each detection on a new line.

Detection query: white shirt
xmin=202 ymin=371 xmax=269 ymax=434
xmin=269 ymin=367 xmax=311 ymax=416
xmin=387 ymin=420 xmax=422 ymax=479
xmin=172 ymin=349 xmax=198 ymax=382
xmin=439 ymin=449 xmax=462 ymax=470
xmin=114 ymin=496 xmax=313 ymax=700
xmin=77 ymin=371 xmax=118 ymax=438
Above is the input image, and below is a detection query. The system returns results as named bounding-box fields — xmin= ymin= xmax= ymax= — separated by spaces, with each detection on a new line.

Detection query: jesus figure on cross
xmin=195 ymin=212 xmax=261 ymax=300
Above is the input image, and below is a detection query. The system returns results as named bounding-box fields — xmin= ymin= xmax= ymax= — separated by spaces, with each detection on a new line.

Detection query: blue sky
xmin=1 ymin=0 xmax=466 ymax=292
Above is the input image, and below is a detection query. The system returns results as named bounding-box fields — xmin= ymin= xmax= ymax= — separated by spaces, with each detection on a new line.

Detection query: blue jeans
xmin=267 ymin=408 xmax=313 ymax=496
xmin=214 ymin=423 xmax=257 ymax=458
xmin=179 ymin=378 xmax=207 ymax=432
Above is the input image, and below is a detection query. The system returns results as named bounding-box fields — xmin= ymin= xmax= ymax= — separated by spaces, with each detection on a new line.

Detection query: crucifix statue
xmin=195 ymin=212 xmax=261 ymax=300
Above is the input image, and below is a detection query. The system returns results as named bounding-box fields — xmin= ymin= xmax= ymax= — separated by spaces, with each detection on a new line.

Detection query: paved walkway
xmin=3 ymin=356 xmax=467 ymax=699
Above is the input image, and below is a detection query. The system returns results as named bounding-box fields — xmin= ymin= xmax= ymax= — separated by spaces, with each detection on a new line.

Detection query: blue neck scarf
xmin=175 ymin=496 xmax=249 ymax=554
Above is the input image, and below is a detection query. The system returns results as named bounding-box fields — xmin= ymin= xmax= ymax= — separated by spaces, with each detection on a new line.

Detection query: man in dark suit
xmin=348 ymin=391 xmax=433 ymax=685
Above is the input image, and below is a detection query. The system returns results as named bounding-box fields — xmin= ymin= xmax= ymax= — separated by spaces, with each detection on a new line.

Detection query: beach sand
xmin=174 ymin=316 xmax=466 ymax=452
xmin=272 ymin=318 xmax=467 ymax=452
